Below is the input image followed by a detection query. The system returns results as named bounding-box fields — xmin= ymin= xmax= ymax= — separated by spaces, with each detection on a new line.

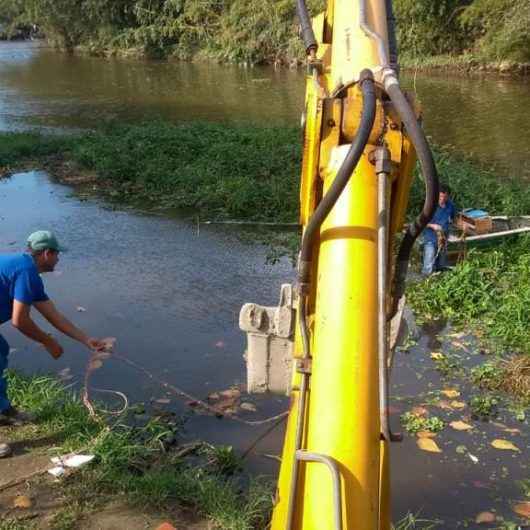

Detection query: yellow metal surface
xmin=271 ymin=1 xmax=418 ymax=528
xmin=304 ymin=153 xmax=380 ymax=529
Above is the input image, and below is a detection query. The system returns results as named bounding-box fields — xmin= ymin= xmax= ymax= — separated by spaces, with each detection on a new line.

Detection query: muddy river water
xmin=1 ymin=42 xmax=529 ymax=527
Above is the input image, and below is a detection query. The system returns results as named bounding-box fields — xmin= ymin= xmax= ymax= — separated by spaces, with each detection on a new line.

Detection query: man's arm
xmin=33 ymin=299 xmax=99 ymax=349
xmin=427 ymin=223 xmax=442 ymax=231
xmin=12 ymin=300 xmax=63 ymax=358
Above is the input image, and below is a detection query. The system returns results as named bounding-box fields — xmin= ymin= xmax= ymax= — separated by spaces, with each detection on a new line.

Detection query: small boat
xmin=447 ymin=215 xmax=530 ymax=254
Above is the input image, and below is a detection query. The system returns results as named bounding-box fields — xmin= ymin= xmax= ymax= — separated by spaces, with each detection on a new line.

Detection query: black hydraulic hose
xmin=298 ymin=69 xmax=376 ymax=285
xmin=385 ymin=0 xmax=399 ymax=70
xmin=296 ymin=0 xmax=318 ymax=55
xmin=386 ymin=81 xmax=439 ymax=315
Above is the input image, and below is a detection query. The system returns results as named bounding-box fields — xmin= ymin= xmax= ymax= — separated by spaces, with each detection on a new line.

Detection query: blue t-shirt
xmin=423 ymin=200 xmax=456 ymax=244
xmin=0 ymin=254 xmax=49 ymax=325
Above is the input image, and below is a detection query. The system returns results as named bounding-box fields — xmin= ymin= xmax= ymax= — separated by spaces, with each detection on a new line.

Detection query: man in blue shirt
xmin=0 ymin=230 xmax=104 ymax=458
xmin=422 ymin=185 xmax=456 ymax=275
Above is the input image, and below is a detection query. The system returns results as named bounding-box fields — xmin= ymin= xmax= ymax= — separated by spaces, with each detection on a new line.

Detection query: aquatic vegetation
xmin=201 ymin=443 xmax=243 ymax=475
xmin=471 ymin=362 xmax=504 ymax=390
xmin=0 ymin=132 xmax=65 ymax=171
xmin=408 ymin=236 xmax=530 ymax=357
xmin=409 ymin=147 xmax=530 ymax=218
xmin=433 ymin=353 xmax=464 ymax=378
xmin=469 ymin=394 xmax=499 ymax=420
xmin=400 ymin=411 xmax=445 ymax=434
xmin=518 ymin=479 xmax=530 ymax=498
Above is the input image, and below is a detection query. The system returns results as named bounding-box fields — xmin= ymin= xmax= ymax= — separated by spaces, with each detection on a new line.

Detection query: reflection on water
xmin=0 ymin=41 xmax=529 ymax=180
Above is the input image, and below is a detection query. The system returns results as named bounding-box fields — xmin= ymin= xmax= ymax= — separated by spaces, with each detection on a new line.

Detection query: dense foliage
xmin=396 ymin=0 xmax=530 ymax=62
xmin=408 ymin=237 xmax=530 ymax=355
xmin=393 ymin=0 xmax=470 ymax=57
xmin=1 ymin=0 xmax=528 ymax=63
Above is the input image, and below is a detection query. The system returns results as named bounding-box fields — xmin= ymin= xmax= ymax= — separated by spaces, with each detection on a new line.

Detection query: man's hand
xmin=85 ymin=338 xmax=107 ymax=351
xmin=43 ymin=335 xmax=64 ymax=359
xmin=429 ymin=223 xmax=442 ymax=232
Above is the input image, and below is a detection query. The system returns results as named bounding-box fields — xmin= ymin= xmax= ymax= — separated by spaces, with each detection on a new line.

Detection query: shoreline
xmin=2 ymin=39 xmax=529 ymax=78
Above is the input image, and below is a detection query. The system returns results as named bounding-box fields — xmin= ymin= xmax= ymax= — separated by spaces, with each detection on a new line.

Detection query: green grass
xmin=400 ymin=52 xmax=528 ymax=73
xmin=5 ymin=370 xmax=273 ymax=530
xmin=408 ymin=236 xmax=530 ymax=356
xmin=400 ymin=53 xmax=483 ymax=71
xmin=0 ymin=522 xmax=36 ymax=530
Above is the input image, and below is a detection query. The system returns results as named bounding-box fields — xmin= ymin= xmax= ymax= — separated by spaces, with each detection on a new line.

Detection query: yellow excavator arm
xmin=241 ymin=1 xmax=439 ymax=529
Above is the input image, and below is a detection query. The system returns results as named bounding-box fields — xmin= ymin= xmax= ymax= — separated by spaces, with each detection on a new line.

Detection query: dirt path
xmin=0 ymin=428 xmax=209 ymax=530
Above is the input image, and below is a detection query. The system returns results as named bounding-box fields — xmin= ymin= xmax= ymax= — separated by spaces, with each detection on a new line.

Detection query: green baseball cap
xmin=27 ymin=230 xmax=67 ymax=252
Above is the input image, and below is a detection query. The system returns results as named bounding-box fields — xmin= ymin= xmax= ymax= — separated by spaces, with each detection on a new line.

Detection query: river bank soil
xmin=0 ymin=453 xmax=207 ymax=530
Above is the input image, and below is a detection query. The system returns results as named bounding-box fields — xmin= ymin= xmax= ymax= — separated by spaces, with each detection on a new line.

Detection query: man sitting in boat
xmin=422 ymin=184 xmax=456 ymax=275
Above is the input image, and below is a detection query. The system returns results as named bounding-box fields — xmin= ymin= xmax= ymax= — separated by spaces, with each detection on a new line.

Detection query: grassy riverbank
xmin=0 ymin=371 xmax=272 ymax=529
xmin=400 ymin=53 xmax=530 ymax=75
xmin=0 ymin=370 xmax=445 ymax=530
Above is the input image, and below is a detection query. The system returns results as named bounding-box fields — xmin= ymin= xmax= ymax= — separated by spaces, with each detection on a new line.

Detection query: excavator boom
xmin=241 ymin=2 xmax=439 ymax=529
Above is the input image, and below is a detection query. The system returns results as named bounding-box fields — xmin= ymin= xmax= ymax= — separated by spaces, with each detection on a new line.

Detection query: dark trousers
xmin=0 ymin=334 xmax=10 ymax=413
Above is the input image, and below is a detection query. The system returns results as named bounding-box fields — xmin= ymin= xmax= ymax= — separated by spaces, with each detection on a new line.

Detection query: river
xmin=1 ymin=41 xmax=529 ymax=180
xmin=1 ymin=41 xmax=529 ymax=527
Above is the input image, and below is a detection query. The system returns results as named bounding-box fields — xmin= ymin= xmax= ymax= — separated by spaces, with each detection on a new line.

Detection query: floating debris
xmin=450 ymin=420 xmax=473 ymax=431
xmin=491 ymin=439 xmax=520 ymax=452
xmin=467 ymin=453 xmax=479 ymax=464
xmin=411 ymin=406 xmax=428 ymax=417
xmin=475 ymin=511 xmax=496 ymax=524
xmin=441 ymin=389 xmax=460 ymax=398
xmin=430 ymin=352 xmax=445 ymax=361
xmin=513 ymin=501 xmax=530 ymax=519
xmin=417 ymin=438 xmax=442 ymax=453
xmin=417 ymin=431 xmax=437 ymax=439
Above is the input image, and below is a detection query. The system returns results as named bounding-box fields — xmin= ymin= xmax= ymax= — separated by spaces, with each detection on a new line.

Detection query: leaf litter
xmin=491 ymin=439 xmax=520 ymax=451
xmin=450 ymin=420 xmax=473 ymax=431
xmin=417 ymin=438 xmax=442 ymax=453
xmin=475 ymin=511 xmax=496 ymax=524
xmin=513 ymin=501 xmax=530 ymax=519
xmin=441 ymin=389 xmax=460 ymax=398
